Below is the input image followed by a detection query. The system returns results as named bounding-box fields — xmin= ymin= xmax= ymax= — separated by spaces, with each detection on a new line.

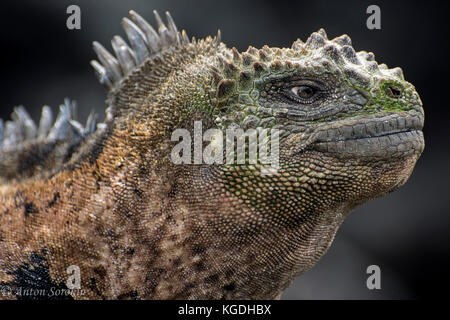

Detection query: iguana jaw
xmin=311 ymin=112 xmax=424 ymax=158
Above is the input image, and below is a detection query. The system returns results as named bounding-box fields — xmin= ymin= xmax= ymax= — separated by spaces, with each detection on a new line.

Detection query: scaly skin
xmin=0 ymin=11 xmax=424 ymax=299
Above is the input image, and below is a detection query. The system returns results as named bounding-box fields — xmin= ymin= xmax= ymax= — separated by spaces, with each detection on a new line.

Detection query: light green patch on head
xmin=366 ymin=79 xmax=412 ymax=113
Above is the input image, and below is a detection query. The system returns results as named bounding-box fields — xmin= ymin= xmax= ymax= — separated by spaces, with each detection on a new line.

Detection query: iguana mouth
xmin=312 ymin=114 xmax=424 ymax=157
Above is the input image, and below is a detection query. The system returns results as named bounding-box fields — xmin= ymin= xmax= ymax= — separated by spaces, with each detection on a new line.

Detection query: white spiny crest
xmin=0 ymin=99 xmax=100 ymax=152
xmin=90 ymin=10 xmax=191 ymax=90
xmin=0 ymin=10 xmax=214 ymax=153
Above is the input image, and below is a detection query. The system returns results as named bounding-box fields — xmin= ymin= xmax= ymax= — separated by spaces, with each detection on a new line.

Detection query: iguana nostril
xmin=385 ymin=85 xmax=402 ymax=98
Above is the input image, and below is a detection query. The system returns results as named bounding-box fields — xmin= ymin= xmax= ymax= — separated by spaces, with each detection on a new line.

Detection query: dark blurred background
xmin=0 ymin=0 xmax=448 ymax=299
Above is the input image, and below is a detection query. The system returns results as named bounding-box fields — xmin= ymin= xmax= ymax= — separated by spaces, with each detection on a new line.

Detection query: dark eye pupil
xmin=297 ymin=86 xmax=314 ymax=98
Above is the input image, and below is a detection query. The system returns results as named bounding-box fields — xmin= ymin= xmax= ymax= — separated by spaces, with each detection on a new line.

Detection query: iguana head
xmin=215 ymin=28 xmax=423 ymax=185
xmin=200 ymin=28 xmax=424 ymax=227
xmin=212 ymin=29 xmax=424 ymax=161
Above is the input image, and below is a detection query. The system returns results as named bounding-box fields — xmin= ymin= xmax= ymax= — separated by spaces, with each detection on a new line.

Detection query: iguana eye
xmin=290 ymin=86 xmax=317 ymax=100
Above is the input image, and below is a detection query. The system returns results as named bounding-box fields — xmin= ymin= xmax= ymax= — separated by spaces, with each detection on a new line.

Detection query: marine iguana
xmin=0 ymin=10 xmax=424 ymax=299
